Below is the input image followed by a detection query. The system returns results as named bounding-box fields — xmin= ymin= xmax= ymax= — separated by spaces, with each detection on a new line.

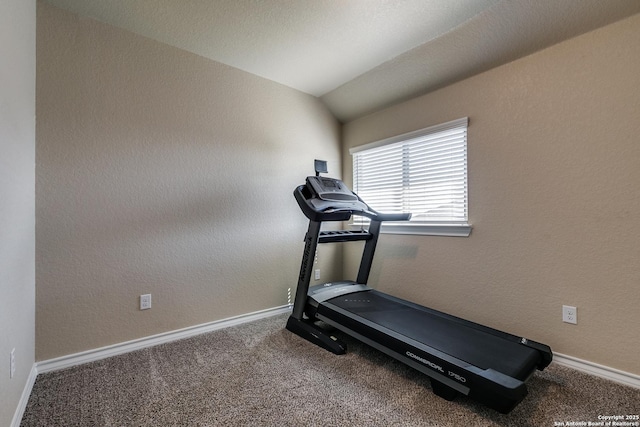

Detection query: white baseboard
xmin=11 ymin=363 xmax=38 ymax=427
xmin=37 ymin=305 xmax=291 ymax=374
xmin=553 ymin=352 xmax=640 ymax=389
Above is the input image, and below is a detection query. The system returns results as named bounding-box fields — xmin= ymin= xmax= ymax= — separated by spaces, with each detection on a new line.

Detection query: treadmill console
xmin=306 ymin=176 xmax=358 ymax=202
xmin=300 ymin=176 xmax=370 ymax=221
xmin=294 ymin=160 xmax=411 ymax=222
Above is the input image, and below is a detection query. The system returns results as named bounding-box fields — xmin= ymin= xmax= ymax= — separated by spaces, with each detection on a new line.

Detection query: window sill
xmin=351 ymin=222 xmax=472 ymax=237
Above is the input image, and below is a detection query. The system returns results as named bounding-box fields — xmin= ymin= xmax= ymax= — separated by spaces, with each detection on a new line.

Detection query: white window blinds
xmin=350 ymin=117 xmax=469 ymax=233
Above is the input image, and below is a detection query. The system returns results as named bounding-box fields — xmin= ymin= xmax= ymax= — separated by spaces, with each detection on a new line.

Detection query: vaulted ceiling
xmin=43 ymin=0 xmax=640 ymax=122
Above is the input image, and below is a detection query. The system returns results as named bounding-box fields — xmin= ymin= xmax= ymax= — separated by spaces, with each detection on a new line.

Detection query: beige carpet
xmin=21 ymin=314 xmax=639 ymax=426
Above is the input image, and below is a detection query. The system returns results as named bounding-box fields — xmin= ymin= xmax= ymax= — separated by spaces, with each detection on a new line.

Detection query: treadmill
xmin=286 ymin=161 xmax=553 ymax=413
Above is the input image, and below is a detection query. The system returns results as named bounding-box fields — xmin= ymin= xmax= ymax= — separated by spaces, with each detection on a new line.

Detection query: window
xmin=350 ymin=117 xmax=471 ymax=237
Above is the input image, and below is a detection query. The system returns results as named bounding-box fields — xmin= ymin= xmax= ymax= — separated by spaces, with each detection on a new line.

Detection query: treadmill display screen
xmin=307 ymin=176 xmax=359 ymax=202
xmin=320 ymin=178 xmax=337 ymax=188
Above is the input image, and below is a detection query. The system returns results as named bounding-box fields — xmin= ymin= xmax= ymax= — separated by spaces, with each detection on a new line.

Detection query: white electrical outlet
xmin=314 ymin=269 xmax=321 ymax=280
xmin=10 ymin=348 xmax=15 ymax=379
xmin=562 ymin=305 xmax=577 ymax=324
xmin=140 ymin=294 xmax=152 ymax=310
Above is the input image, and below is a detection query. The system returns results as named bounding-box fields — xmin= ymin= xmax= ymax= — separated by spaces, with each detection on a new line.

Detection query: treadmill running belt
xmin=324 ymin=290 xmax=539 ymax=380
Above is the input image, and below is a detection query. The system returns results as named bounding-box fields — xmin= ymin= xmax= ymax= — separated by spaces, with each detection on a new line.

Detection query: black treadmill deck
xmin=311 ymin=287 xmax=551 ymax=412
xmin=322 ymin=289 xmax=540 ymax=381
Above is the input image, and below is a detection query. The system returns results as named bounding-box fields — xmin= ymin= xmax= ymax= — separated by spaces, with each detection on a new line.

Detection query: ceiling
xmin=43 ymin=0 xmax=640 ymax=122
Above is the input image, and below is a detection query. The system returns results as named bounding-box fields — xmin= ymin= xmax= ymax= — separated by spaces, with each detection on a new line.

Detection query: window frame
xmin=349 ymin=117 xmax=472 ymax=237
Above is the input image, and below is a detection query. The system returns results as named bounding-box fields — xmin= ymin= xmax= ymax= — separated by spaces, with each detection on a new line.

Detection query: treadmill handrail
xmin=374 ymin=212 xmax=412 ymax=222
